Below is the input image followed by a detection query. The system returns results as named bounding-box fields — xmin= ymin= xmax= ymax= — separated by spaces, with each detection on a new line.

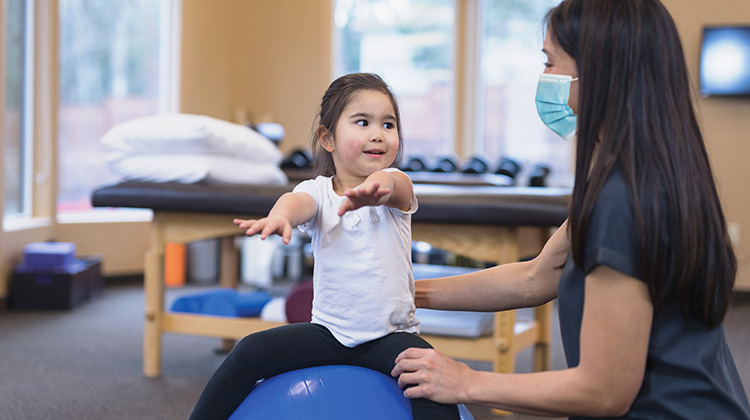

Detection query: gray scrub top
xmin=557 ymin=167 xmax=750 ymax=420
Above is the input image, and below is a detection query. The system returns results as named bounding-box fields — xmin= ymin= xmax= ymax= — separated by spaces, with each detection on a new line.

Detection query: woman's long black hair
xmin=548 ymin=0 xmax=736 ymax=328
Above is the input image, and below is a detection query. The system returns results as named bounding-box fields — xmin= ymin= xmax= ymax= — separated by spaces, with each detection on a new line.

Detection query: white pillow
xmin=106 ymin=154 xmax=288 ymax=185
xmin=260 ymin=297 xmax=288 ymax=323
xmin=101 ymin=113 xmax=282 ymax=163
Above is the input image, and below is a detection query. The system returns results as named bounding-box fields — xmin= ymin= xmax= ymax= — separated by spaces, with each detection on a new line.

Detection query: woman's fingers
xmin=392 ymin=347 xmax=470 ymax=404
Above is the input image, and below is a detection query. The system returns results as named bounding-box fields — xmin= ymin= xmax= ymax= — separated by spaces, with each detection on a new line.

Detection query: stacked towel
xmin=101 ymin=113 xmax=288 ymax=185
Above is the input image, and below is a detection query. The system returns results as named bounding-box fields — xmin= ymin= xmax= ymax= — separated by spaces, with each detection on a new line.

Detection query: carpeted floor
xmin=0 ymin=283 xmax=748 ymax=420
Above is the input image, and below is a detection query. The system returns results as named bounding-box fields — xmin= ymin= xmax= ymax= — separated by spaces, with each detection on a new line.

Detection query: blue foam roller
xmin=202 ymin=291 xmax=271 ymax=317
xmin=234 ymin=291 xmax=272 ymax=317
xmin=171 ymin=289 xmax=236 ymax=314
xmin=172 ymin=289 xmax=272 ymax=317
xmin=228 ymin=365 xmax=475 ymax=420
xmin=201 ymin=293 xmax=238 ymax=316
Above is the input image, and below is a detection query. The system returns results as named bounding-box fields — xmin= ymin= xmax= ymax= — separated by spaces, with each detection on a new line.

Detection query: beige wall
xmin=55 ymin=222 xmax=151 ymax=275
xmin=179 ymin=0 xmax=244 ymax=120
xmin=180 ymin=0 xmax=333 ymax=153
xmin=662 ymin=0 xmax=750 ymax=290
xmin=237 ymin=1 xmax=333 ymax=151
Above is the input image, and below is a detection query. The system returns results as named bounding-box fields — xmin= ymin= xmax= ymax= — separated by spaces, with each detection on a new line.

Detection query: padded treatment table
xmin=92 ymin=179 xmax=570 ymax=379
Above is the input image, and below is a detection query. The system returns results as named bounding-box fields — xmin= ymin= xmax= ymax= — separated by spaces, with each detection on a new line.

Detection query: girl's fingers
xmin=234 ymin=218 xmax=257 ymax=229
xmin=338 ymin=201 xmax=352 ymax=216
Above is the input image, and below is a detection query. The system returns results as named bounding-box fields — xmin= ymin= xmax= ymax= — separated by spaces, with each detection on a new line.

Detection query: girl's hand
xmin=391 ymin=347 xmax=473 ymax=404
xmin=338 ymin=181 xmax=391 ymax=216
xmin=233 ymin=217 xmax=294 ymax=244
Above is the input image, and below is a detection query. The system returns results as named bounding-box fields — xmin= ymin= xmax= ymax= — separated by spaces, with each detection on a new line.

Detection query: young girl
xmin=188 ymin=73 xmax=459 ymax=420
xmin=392 ymin=1 xmax=750 ymax=419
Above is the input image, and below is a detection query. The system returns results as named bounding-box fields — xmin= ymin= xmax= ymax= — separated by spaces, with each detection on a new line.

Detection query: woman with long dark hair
xmin=392 ymin=0 xmax=750 ymax=418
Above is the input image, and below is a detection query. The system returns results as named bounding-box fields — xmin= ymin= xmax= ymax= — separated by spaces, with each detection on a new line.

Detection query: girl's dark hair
xmin=311 ymin=73 xmax=404 ymax=176
xmin=547 ymin=0 xmax=736 ymax=328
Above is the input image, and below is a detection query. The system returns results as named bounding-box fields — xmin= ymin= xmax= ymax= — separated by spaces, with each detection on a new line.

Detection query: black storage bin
xmin=10 ymin=257 xmax=102 ymax=310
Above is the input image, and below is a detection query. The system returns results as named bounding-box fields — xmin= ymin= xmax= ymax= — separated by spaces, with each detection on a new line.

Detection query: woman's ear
xmin=317 ymin=126 xmax=334 ymax=152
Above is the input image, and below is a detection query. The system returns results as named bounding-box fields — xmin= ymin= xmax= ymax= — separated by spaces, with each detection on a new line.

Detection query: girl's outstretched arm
xmin=234 ymin=192 xmax=316 ymax=245
xmin=338 ymin=170 xmax=413 ymax=215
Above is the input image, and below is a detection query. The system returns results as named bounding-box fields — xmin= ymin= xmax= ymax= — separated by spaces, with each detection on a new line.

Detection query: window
xmin=334 ymin=0 xmax=456 ymax=158
xmin=335 ymin=0 xmax=571 ymax=185
xmin=3 ymin=0 xmax=34 ymax=218
xmin=477 ymin=0 xmax=570 ymax=182
xmin=57 ymin=0 xmax=179 ymax=214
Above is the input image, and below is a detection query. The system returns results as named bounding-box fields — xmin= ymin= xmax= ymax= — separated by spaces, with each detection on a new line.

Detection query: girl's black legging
xmin=188 ymin=323 xmax=460 ymax=420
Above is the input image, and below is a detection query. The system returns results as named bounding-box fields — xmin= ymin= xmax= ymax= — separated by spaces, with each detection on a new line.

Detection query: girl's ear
xmin=317 ymin=126 xmax=335 ymax=152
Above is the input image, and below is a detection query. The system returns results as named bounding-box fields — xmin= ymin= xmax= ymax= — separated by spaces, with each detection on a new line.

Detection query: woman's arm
xmin=417 ymin=220 xmax=570 ymax=312
xmin=394 ymin=264 xmax=653 ymax=417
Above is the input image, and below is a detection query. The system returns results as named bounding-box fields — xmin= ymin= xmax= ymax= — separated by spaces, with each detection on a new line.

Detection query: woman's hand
xmin=391 ymin=347 xmax=474 ymax=404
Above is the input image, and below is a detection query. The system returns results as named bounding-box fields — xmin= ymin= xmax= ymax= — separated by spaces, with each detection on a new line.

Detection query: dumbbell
xmin=431 ymin=156 xmax=459 ymax=173
xmin=495 ymin=157 xmax=522 ymax=179
xmin=400 ymin=155 xmax=429 ymax=172
xmin=462 ymin=156 xmax=490 ymax=174
xmin=529 ymin=164 xmax=551 ymax=187
xmin=280 ymin=149 xmax=314 ymax=169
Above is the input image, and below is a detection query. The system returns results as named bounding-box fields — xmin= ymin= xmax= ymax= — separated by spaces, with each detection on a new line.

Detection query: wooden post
xmin=218 ymin=236 xmax=239 ymax=353
xmin=143 ymin=216 xmax=166 ymax=378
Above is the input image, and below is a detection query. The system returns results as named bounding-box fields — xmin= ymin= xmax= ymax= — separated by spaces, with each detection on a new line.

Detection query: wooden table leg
xmin=219 ymin=236 xmax=239 ymax=289
xmin=493 ymin=310 xmax=517 ymax=374
xmin=493 ymin=226 xmax=519 ymax=375
xmin=144 ymin=248 xmax=164 ymax=378
xmin=219 ymin=236 xmax=239 ymax=353
xmin=533 ymin=301 xmax=553 ymax=372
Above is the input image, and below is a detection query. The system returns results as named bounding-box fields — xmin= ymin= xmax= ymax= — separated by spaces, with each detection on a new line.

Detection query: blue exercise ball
xmin=228 ymin=365 xmax=475 ymax=420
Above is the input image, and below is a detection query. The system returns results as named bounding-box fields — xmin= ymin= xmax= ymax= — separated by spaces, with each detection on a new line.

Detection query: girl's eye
xmin=356 ymin=120 xmax=368 ymax=127
xmin=543 ymin=62 xmax=552 ymax=68
xmin=383 ymin=122 xmax=395 ymax=130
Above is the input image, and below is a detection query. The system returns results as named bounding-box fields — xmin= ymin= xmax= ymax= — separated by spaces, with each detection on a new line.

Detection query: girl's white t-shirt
xmin=293 ymin=169 xmax=419 ymax=347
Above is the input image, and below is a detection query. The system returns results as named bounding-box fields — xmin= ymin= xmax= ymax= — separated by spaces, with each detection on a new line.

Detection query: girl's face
xmin=542 ymin=31 xmax=579 ymax=114
xmin=321 ymin=89 xmax=400 ymax=184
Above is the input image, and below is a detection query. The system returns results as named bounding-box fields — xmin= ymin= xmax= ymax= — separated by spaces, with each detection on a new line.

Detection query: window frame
xmin=20 ymin=0 xmax=35 ymax=218
xmin=2 ymin=0 xmax=57 ymax=235
xmin=2 ymin=0 xmax=35 ymax=223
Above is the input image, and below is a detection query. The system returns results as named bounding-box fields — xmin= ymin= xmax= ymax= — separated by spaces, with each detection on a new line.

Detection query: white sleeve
xmin=291 ymin=178 xmax=321 ymax=233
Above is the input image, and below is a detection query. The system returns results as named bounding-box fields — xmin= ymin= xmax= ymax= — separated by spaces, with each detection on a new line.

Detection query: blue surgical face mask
xmin=535 ymin=73 xmax=578 ymax=141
